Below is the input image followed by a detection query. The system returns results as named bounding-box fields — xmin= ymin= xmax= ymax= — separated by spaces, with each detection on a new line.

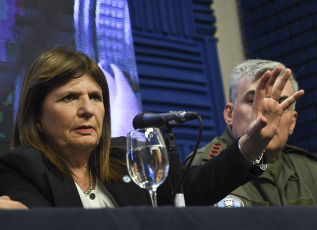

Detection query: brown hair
xmin=12 ymin=46 xmax=122 ymax=183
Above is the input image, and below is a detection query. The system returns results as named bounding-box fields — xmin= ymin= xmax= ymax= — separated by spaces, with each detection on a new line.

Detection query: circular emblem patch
xmin=122 ymin=175 xmax=131 ymax=183
xmin=214 ymin=195 xmax=245 ymax=208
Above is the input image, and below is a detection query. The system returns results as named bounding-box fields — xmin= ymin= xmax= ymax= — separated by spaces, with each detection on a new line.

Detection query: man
xmin=183 ymin=59 xmax=316 ymax=206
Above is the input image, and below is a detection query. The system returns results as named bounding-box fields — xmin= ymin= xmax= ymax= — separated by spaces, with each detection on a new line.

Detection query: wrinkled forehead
xmin=235 ymin=75 xmax=258 ymax=96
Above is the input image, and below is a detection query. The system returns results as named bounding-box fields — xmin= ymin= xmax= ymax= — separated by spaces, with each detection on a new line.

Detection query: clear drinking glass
xmin=126 ymin=128 xmax=169 ymax=207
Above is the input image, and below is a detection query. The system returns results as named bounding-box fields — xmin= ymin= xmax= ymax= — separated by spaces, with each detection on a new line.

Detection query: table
xmin=1 ymin=206 xmax=316 ymax=230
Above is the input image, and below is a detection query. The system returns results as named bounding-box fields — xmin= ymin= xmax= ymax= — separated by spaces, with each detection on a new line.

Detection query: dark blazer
xmin=0 ymin=144 xmax=152 ymax=207
xmin=0 ymin=136 xmax=258 ymax=207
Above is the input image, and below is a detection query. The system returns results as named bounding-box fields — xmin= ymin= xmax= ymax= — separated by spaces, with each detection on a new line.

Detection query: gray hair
xmin=229 ymin=59 xmax=299 ymax=105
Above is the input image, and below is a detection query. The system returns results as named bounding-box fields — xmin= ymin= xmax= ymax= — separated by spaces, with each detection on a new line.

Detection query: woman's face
xmin=38 ymin=74 xmax=105 ymax=156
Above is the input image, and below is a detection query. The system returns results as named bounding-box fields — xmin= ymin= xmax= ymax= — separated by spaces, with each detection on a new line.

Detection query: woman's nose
xmin=77 ymin=97 xmax=94 ymax=118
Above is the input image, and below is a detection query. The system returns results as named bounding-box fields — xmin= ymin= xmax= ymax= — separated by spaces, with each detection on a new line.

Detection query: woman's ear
xmin=223 ymin=102 xmax=234 ymax=126
xmin=37 ymin=123 xmax=43 ymax=132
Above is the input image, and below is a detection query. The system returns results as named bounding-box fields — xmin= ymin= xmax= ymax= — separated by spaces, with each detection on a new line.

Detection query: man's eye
xmin=278 ymin=97 xmax=287 ymax=104
xmin=248 ymin=99 xmax=254 ymax=105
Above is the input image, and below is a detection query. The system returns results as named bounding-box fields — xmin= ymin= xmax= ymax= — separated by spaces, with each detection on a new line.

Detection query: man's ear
xmin=223 ymin=102 xmax=234 ymax=126
xmin=289 ymin=110 xmax=298 ymax=135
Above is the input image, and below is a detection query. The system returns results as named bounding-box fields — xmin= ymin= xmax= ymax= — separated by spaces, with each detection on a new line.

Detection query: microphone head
xmin=132 ymin=111 xmax=147 ymax=130
xmin=132 ymin=111 xmax=200 ymax=130
xmin=133 ymin=111 xmax=167 ymax=129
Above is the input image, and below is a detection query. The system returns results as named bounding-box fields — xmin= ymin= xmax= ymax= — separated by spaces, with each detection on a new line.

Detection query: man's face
xmin=224 ymin=75 xmax=297 ymax=153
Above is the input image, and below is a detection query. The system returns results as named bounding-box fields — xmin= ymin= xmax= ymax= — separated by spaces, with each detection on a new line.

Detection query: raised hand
xmin=240 ymin=65 xmax=304 ymax=160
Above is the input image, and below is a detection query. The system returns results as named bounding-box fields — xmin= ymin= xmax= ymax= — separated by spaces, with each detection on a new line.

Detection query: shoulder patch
xmin=214 ymin=195 xmax=245 ymax=208
xmin=199 ymin=140 xmax=228 ymax=161
xmin=208 ymin=143 xmax=223 ymax=159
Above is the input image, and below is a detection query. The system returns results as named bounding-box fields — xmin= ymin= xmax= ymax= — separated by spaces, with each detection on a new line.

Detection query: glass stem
xmin=149 ymin=189 xmax=157 ymax=207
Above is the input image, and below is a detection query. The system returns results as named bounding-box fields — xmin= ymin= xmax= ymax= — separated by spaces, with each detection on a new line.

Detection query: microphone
xmin=133 ymin=111 xmax=199 ymax=130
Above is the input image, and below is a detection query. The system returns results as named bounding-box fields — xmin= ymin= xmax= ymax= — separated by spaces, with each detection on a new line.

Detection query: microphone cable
xmin=172 ymin=114 xmax=203 ymax=205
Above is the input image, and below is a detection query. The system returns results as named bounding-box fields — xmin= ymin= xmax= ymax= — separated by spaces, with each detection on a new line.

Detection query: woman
xmin=0 ymin=196 xmax=27 ymax=209
xmin=0 ymin=46 xmax=152 ymax=208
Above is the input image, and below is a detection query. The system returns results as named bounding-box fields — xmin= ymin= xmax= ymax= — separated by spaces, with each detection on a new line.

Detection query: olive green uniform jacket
xmin=185 ymin=128 xmax=317 ymax=207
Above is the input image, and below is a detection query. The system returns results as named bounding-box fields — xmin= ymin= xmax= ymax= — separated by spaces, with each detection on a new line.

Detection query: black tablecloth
xmin=1 ymin=206 xmax=316 ymax=230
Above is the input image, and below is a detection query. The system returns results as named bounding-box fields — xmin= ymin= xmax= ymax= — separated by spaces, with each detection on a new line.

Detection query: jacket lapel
xmin=46 ymin=172 xmax=82 ymax=207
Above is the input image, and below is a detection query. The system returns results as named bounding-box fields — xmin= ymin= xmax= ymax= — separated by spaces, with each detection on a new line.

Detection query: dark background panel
xmin=128 ymin=0 xmax=226 ymax=161
xmin=237 ymin=0 xmax=317 ymax=153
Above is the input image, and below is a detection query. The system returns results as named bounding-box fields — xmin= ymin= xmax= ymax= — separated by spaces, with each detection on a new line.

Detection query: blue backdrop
xmin=0 ymin=0 xmax=226 ymax=162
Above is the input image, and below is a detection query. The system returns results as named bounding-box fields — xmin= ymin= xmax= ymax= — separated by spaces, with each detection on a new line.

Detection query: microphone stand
xmin=163 ymin=130 xmax=185 ymax=207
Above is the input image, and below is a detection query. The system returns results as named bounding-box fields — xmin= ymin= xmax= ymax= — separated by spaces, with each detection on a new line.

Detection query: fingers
xmin=280 ymin=89 xmax=305 ymax=110
xmin=256 ymin=66 xmax=293 ymax=103
xmin=0 ymin=195 xmax=11 ymax=200
xmin=254 ymin=70 xmax=272 ymax=103
xmin=0 ymin=196 xmax=28 ymax=209
xmin=252 ymin=116 xmax=268 ymax=132
xmin=261 ymin=66 xmax=304 ymax=111
xmin=265 ymin=65 xmax=283 ymax=96
xmin=271 ymin=68 xmax=292 ymax=98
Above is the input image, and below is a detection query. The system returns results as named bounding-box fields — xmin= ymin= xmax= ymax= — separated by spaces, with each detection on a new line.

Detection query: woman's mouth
xmin=74 ymin=126 xmax=95 ymax=134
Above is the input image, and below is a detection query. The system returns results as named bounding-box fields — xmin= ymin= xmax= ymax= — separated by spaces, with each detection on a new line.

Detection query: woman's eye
xmin=90 ymin=94 xmax=102 ymax=101
xmin=62 ymin=95 xmax=75 ymax=102
xmin=248 ymin=99 xmax=254 ymax=105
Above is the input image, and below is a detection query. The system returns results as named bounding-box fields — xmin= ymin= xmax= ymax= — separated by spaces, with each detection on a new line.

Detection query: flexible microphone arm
xmin=132 ymin=111 xmax=201 ymax=207
xmin=163 ymin=129 xmax=185 ymax=207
